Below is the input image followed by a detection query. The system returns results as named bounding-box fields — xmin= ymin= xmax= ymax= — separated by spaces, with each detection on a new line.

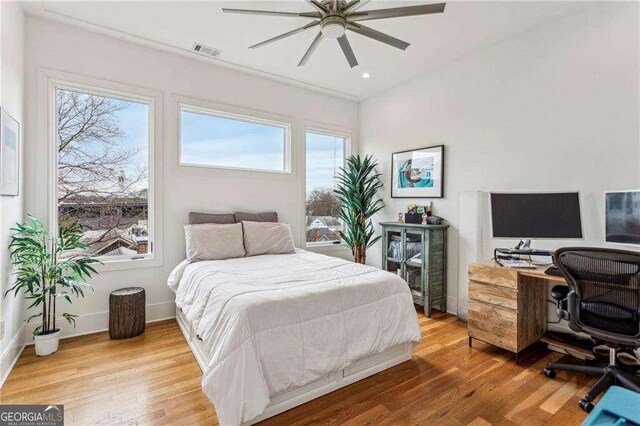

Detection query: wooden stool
xmin=109 ymin=287 xmax=145 ymax=339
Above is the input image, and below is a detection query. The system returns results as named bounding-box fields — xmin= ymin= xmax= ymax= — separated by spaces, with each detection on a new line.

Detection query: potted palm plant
xmin=334 ymin=155 xmax=384 ymax=264
xmin=5 ymin=215 xmax=100 ymax=356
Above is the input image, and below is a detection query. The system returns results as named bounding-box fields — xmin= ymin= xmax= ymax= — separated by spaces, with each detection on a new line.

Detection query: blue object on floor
xmin=581 ymin=386 xmax=640 ymax=426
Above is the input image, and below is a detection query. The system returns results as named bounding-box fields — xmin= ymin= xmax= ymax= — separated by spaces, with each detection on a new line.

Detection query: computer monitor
xmin=605 ymin=190 xmax=640 ymax=245
xmin=490 ymin=192 xmax=583 ymax=240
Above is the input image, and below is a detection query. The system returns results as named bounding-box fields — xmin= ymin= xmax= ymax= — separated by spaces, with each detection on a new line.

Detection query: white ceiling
xmin=24 ymin=1 xmax=587 ymax=100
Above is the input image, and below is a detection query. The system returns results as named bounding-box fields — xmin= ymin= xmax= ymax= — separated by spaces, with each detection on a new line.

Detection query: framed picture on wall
xmin=391 ymin=145 xmax=444 ymax=198
xmin=0 ymin=108 xmax=20 ymax=196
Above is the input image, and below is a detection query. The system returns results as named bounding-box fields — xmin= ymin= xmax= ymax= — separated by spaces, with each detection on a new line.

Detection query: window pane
xmin=306 ymin=132 xmax=345 ymax=244
xmin=180 ymin=109 xmax=286 ymax=172
xmin=56 ymin=88 xmax=150 ymax=258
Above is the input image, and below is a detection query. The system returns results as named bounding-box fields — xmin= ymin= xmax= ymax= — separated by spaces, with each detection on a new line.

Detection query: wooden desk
xmin=467 ymin=260 xmax=567 ymax=362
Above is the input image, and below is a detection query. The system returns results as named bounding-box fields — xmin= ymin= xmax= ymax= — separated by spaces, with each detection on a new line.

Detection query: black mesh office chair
xmin=543 ymin=247 xmax=640 ymax=412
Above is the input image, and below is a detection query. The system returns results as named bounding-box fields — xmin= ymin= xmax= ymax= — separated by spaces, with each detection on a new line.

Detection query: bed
xmin=168 ymin=248 xmax=421 ymax=426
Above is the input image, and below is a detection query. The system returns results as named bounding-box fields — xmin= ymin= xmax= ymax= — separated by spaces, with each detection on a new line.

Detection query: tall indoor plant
xmin=6 ymin=215 xmax=100 ymax=356
xmin=334 ymin=155 xmax=384 ymax=264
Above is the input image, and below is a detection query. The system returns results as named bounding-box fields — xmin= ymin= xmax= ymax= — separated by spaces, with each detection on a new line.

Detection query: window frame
xmin=303 ymin=124 xmax=352 ymax=249
xmin=178 ymin=99 xmax=293 ymax=174
xmin=45 ymin=70 xmax=162 ymax=270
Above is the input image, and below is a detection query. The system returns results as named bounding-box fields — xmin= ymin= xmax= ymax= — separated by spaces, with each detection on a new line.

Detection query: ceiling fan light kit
xmin=222 ymin=1 xmax=446 ymax=69
xmin=321 ymin=16 xmax=347 ymax=39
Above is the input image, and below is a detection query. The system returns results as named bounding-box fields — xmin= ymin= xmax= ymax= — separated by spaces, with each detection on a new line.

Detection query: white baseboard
xmin=23 ymin=301 xmax=176 ymax=345
xmin=0 ymin=325 xmax=26 ymax=388
xmin=446 ymin=296 xmax=458 ymax=316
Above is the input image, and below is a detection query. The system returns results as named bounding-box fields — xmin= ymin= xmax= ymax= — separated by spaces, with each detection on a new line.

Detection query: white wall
xmin=24 ymin=16 xmax=358 ymax=340
xmin=360 ymin=2 xmax=640 ymax=314
xmin=0 ymin=1 xmax=26 ymax=385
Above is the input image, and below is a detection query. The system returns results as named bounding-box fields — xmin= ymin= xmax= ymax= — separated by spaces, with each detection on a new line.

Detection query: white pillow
xmin=242 ymin=221 xmax=295 ymax=256
xmin=184 ymin=222 xmax=245 ymax=261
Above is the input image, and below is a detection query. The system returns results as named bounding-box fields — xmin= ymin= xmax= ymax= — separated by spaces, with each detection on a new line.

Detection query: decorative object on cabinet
xmin=404 ymin=213 xmax=423 ymax=224
xmin=427 ymin=216 xmax=444 ymax=225
xmin=380 ymin=221 xmax=449 ymax=316
xmin=391 ymin=145 xmax=444 ymax=198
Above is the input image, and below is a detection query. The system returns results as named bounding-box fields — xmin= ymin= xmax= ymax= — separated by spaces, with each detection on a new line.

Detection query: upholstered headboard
xmin=188 ymin=211 xmax=278 ymax=225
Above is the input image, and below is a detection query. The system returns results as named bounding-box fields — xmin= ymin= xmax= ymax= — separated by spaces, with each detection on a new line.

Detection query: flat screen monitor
xmin=490 ymin=192 xmax=583 ymax=239
xmin=605 ymin=190 xmax=640 ymax=245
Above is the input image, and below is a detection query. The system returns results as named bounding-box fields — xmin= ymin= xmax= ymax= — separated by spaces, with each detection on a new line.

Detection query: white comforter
xmin=168 ymin=249 xmax=421 ymax=425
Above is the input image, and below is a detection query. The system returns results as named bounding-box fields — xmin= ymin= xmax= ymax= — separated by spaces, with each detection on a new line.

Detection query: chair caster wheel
xmin=579 ymin=399 xmax=594 ymax=413
xmin=543 ymin=368 xmax=556 ymax=379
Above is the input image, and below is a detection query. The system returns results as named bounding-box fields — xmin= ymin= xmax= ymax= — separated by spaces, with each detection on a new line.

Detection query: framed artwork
xmin=0 ymin=108 xmax=20 ymax=196
xmin=391 ymin=145 xmax=444 ymax=198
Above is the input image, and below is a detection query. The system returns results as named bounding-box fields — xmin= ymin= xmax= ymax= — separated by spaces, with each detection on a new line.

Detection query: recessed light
xmin=362 ymin=73 xmax=371 ymax=79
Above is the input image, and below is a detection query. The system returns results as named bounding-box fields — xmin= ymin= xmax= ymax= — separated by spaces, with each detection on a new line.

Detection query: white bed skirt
xmin=175 ymin=306 xmax=414 ymax=425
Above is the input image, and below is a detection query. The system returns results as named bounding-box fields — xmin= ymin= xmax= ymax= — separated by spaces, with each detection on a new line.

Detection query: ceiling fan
xmin=222 ymin=1 xmax=446 ymax=68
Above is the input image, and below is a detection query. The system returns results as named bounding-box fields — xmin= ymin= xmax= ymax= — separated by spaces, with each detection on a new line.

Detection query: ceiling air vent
xmin=192 ymin=43 xmax=222 ymax=58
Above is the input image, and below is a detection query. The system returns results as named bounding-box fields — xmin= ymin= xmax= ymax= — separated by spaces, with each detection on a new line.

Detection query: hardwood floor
xmin=0 ymin=310 xmax=593 ymax=425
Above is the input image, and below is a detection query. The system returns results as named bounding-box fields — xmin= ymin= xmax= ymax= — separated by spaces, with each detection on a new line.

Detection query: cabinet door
xmin=383 ymin=227 xmax=404 ymax=277
xmin=404 ymin=229 xmax=424 ymax=303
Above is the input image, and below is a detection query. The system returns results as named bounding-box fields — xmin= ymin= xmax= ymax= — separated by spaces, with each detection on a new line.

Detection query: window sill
xmin=305 ymin=243 xmax=350 ymax=254
xmin=93 ymin=255 xmax=163 ymax=273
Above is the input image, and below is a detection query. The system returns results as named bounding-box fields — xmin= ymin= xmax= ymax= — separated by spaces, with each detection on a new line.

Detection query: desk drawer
xmin=468 ymin=264 xmax=518 ymax=289
xmin=469 ymin=281 xmax=517 ymax=310
xmin=468 ymin=300 xmax=517 ymax=352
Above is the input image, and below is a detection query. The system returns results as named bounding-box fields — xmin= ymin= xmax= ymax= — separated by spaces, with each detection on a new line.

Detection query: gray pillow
xmin=184 ymin=222 xmax=245 ymax=261
xmin=242 ymin=221 xmax=295 ymax=256
xmin=189 ymin=212 xmax=236 ymax=225
xmin=234 ymin=211 xmax=278 ymax=223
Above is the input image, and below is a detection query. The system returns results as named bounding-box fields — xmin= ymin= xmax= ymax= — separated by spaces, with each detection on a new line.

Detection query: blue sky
xmin=115 ymin=101 xmax=149 ymax=166
xmin=181 ymin=111 xmax=285 ymax=171
xmin=108 ymin=100 xmax=149 ymax=193
xmin=306 ymin=132 xmax=344 ymax=196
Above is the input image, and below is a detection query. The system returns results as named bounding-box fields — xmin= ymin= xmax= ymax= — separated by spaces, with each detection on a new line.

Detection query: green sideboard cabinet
xmin=379 ymin=222 xmax=449 ymax=317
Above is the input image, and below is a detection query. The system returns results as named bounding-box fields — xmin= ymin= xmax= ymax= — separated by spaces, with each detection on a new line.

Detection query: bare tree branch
xmin=306 ymin=187 xmax=341 ymax=217
xmin=56 ymin=89 xmax=149 ymax=256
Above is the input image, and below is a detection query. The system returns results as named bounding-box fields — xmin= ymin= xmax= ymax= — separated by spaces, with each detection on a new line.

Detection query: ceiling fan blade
xmin=348 ymin=3 xmax=446 ymax=21
xmin=298 ymin=32 xmax=324 ymax=67
xmin=347 ymin=23 xmax=410 ymax=50
xmin=337 ymin=35 xmax=358 ymax=68
xmin=222 ymin=8 xmax=321 ymax=19
xmin=343 ymin=0 xmax=370 ymax=14
xmin=305 ymin=0 xmax=330 ymax=15
xmin=250 ymin=21 xmax=320 ymax=49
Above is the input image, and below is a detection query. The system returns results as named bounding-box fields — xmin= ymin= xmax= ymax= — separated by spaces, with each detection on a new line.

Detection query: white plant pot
xmin=34 ymin=329 xmax=62 ymax=356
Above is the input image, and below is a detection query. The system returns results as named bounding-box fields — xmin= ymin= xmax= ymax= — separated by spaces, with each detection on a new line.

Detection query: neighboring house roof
xmin=61 ymin=228 xmax=138 ymax=258
xmin=59 ymin=195 xmax=147 ymax=206
xmin=306 ymin=216 xmax=317 ymax=227
xmin=59 ymin=198 xmax=148 ymax=231
xmin=320 ymin=216 xmax=341 ymax=227
xmin=306 ymin=216 xmax=341 ymax=228
xmin=99 ymin=246 xmax=138 ymax=257
xmin=306 ymin=228 xmax=340 ymax=242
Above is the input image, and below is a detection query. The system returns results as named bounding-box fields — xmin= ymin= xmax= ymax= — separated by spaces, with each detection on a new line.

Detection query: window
xmin=305 ymin=130 xmax=347 ymax=245
xmin=55 ymin=87 xmax=153 ymax=260
xmin=180 ymin=106 xmax=290 ymax=173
